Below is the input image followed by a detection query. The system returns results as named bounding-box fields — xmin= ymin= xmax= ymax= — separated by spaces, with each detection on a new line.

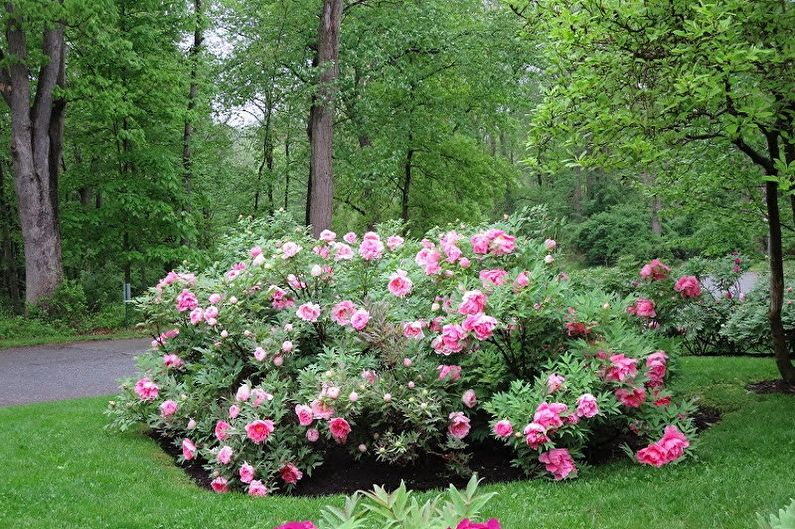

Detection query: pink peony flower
xmin=640 ymin=259 xmax=671 ymax=281
xmin=163 ymin=354 xmax=183 ymax=369
xmin=388 ymin=269 xmax=413 ymax=297
xmin=631 ymin=298 xmax=657 ymax=318
xmin=209 ymin=293 xmax=222 ymax=304
xmin=575 ymin=393 xmax=599 ymax=418
xmin=544 ymin=239 xmax=557 ymax=252
xmin=217 ymin=445 xmax=233 ymax=464
xmin=437 ymin=364 xmax=462 ymax=381
xmin=248 ymin=479 xmax=268 ymax=497
xmin=462 ymin=313 xmax=498 ymax=341
xmin=387 ymin=235 xmax=404 ymax=250
xmin=343 ymin=232 xmax=357 ymax=244
xmin=488 ymin=230 xmax=516 ymax=256
xmin=533 ymin=402 xmax=568 ymax=431
xmin=462 ymin=389 xmax=477 ymax=408
xmin=459 ymin=257 xmax=471 ymax=268
xmin=215 ymin=420 xmax=230 ymax=441
xmin=674 ymin=275 xmax=701 ymax=298
xmin=274 ymin=523 xmax=317 ymax=529
xmin=539 ymin=448 xmax=577 ymax=480
xmin=636 ymin=442 xmax=668 ymax=467
xmin=334 ymin=242 xmax=354 ymax=261
xmin=176 ymin=289 xmax=198 ymax=312
xmin=459 ymin=290 xmax=487 ymax=315
xmin=295 ymin=404 xmax=314 ymax=426
xmin=189 ymin=307 xmax=204 ymax=325
xmin=359 ymin=234 xmax=384 ymax=260
xmin=494 ymin=419 xmax=513 ymax=438
xmin=280 ymin=463 xmax=303 ymax=484
xmin=211 ymin=477 xmax=229 ymax=493
xmin=253 ymin=347 xmax=267 ymax=362
xmin=433 ymin=323 xmax=467 ymax=354
xmin=523 ymin=422 xmax=549 ymax=449
xmin=479 ymin=269 xmax=509 ymax=288
xmin=331 ymin=300 xmax=356 ymax=325
xmin=306 ymin=428 xmax=320 ymax=442
xmin=245 ymin=419 xmax=275 ymax=444
xmin=646 ymin=350 xmax=668 ymax=387
xmin=546 ymin=374 xmax=565 ymax=394
xmin=455 ymin=519 xmax=502 ymax=529
xmin=134 ymin=377 xmax=159 ymax=401
xmin=350 ymin=309 xmax=370 ymax=330
xmin=159 ymin=399 xmax=178 ymax=418
xmin=229 ymin=405 xmax=240 ymax=419
xmin=318 ymin=229 xmax=336 ymax=242
xmin=615 ymin=386 xmax=647 ymax=408
xmin=236 ymin=384 xmax=251 ymax=402
xmin=296 ymin=303 xmax=321 ymax=322
xmin=361 ymin=369 xmax=378 ymax=384
xmin=239 ymin=462 xmax=255 ymax=483
xmin=329 ymin=417 xmax=351 ymax=444
xmin=281 ymin=241 xmax=302 ymax=258
xmin=181 ymin=438 xmax=196 ymax=460
xmin=514 ymin=271 xmax=530 ymax=288
xmin=448 ymin=411 xmax=471 ymax=439
xmin=471 ymin=233 xmax=491 ymax=254
xmin=415 ymin=247 xmax=442 ymax=275
xmin=659 ymin=425 xmax=690 ymax=460
xmin=403 ymin=320 xmax=425 ymax=339
xmin=605 ymin=354 xmax=638 ymax=383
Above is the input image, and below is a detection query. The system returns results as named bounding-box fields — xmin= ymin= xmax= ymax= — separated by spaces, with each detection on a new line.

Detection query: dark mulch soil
xmin=149 ymin=405 xmax=723 ymax=496
xmin=747 ymin=379 xmax=795 ymax=395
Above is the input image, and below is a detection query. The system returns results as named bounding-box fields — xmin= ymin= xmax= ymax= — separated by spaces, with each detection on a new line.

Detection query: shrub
xmin=757 ymin=498 xmax=795 ymax=529
xmin=107 ymin=211 xmax=693 ymax=494
xmin=26 ymin=279 xmax=88 ymax=330
xmin=572 ymin=204 xmax=663 ymax=266
xmin=722 ymin=277 xmax=795 ymax=355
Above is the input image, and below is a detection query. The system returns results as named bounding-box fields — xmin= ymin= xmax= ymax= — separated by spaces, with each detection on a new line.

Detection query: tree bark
xmin=307 ymin=0 xmax=342 ymax=237
xmin=2 ymin=7 xmax=66 ymax=304
xmin=0 ymin=160 xmax=21 ymax=313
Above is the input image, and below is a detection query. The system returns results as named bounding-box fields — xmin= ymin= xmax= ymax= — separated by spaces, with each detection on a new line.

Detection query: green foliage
xmin=758 ymin=499 xmax=795 ymax=529
xmin=26 ymin=280 xmax=88 ymax=330
xmin=573 ymin=205 xmax=662 ymax=266
xmin=723 ymin=277 xmax=795 ymax=355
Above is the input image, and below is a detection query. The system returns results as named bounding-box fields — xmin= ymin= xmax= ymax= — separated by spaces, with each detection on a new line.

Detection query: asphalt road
xmin=0 ymin=338 xmax=149 ymax=407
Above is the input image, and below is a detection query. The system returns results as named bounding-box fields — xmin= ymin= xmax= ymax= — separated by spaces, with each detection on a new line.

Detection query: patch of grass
xmin=0 ymin=357 xmax=792 ymax=528
xmin=0 ymin=329 xmax=147 ymax=349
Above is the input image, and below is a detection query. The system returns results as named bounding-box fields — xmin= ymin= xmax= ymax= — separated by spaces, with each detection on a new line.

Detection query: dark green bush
xmin=722 ymin=276 xmax=795 ymax=355
xmin=573 ymin=204 xmax=665 ymax=266
xmin=26 ymin=279 xmax=88 ymax=330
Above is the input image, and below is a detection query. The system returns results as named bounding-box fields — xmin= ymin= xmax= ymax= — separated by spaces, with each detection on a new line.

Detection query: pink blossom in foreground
xmin=462 ymin=313 xmax=497 ymax=341
xmin=296 ymin=303 xmax=321 ymax=322
xmin=331 ymin=300 xmax=356 ymax=325
xmin=455 ymin=518 xmax=502 ymax=529
xmin=162 ymin=354 xmax=183 ymax=369
xmin=159 ymin=399 xmax=178 ymax=418
xmin=437 ymin=364 xmax=462 ymax=381
xmin=674 ymin=275 xmax=701 ymax=298
xmin=245 ymin=419 xmax=275 ymax=443
xmin=459 ymin=290 xmax=487 ymax=315
xmin=546 ymin=374 xmax=565 ymax=394
xmin=636 ymin=425 xmax=690 ymax=467
xmin=575 ymin=393 xmax=599 ymax=418
xmin=605 ymin=354 xmax=638 ymax=383
xmin=217 ymin=445 xmax=233 ymax=464
xmin=615 ymin=386 xmax=647 ymax=408
xmin=640 ymin=259 xmax=671 ymax=281
xmin=329 ymin=417 xmax=351 ymax=444
xmin=273 ymin=522 xmax=317 ymax=529
xmin=281 ymin=241 xmax=301 ymax=258
xmin=181 ymin=438 xmax=196 ymax=460
xmin=239 ymin=462 xmax=255 ymax=483
xmin=388 ymin=269 xmax=413 ymax=297
xmin=215 ymin=420 xmax=230 ymax=441
xmin=539 ymin=448 xmax=577 ymax=480
xmin=134 ymin=377 xmax=159 ymax=401
xmin=176 ymin=289 xmax=198 ymax=312
xmin=211 ymin=476 xmax=229 ymax=493
xmin=248 ymin=479 xmax=268 ymax=497
xmin=462 ymin=389 xmax=477 ymax=408
xmin=280 ymin=463 xmax=303 ymax=484
xmin=387 ymin=235 xmax=404 ymax=250
xmin=493 ymin=419 xmax=513 ymax=438
xmin=295 ymin=404 xmax=314 ymax=426
xmin=523 ymin=422 xmax=548 ymax=449
xmin=403 ymin=320 xmax=425 ymax=339
xmin=533 ymin=402 xmax=568 ymax=431
xmin=448 ymin=411 xmax=471 ymax=439
xmin=350 ymin=309 xmax=370 ymax=330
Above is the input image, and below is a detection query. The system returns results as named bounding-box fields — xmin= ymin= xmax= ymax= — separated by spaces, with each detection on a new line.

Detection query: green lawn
xmin=0 ymin=357 xmax=792 ymax=529
xmin=0 ymin=329 xmax=147 ymax=349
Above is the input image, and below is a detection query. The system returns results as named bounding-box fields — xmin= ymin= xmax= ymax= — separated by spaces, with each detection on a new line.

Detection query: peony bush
xmin=107 ymin=210 xmax=694 ymax=495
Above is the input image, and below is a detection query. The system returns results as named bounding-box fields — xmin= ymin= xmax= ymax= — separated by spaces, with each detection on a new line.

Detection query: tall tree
xmin=306 ymin=0 xmax=342 ymax=236
xmin=0 ymin=2 xmax=66 ymax=304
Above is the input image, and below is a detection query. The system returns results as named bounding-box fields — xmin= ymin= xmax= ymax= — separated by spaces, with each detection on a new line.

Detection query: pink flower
xmin=211 ymin=477 xmax=229 ymax=493
xmin=181 ymin=438 xmax=196 ymax=460
xmin=311 ymin=399 xmax=334 ymax=420
xmin=329 ymin=417 xmax=351 ymax=444
xmin=217 ymin=445 xmax=233 ymax=464
xmin=274 ymin=523 xmax=317 ymax=529
xmin=470 ymin=233 xmax=490 ymax=254
xmin=546 ymin=374 xmax=565 ymax=394
xmin=359 ymin=234 xmax=384 ymax=260
xmin=640 ymin=259 xmax=671 ymax=281
xmin=250 ymin=246 xmax=263 ymax=258
xmin=189 ymin=307 xmax=204 ymax=325
xmin=455 ymin=519 xmax=502 ymax=529
xmin=646 ymin=350 xmax=668 ymax=386
xmin=343 ymin=232 xmax=357 ymax=244
xmin=523 ymin=422 xmax=549 ymax=449
xmin=605 ymin=354 xmax=638 ymax=383
xmin=251 ymin=388 xmax=272 ymax=407
xmin=448 ymin=411 xmax=471 ymax=439
xmin=630 ymin=298 xmax=657 ymax=318
xmin=403 ymin=320 xmax=425 ymax=339
xmin=615 ymin=386 xmax=647 ymax=408
xmin=253 ymin=347 xmax=267 ymax=362
xmin=248 ymin=479 xmax=268 ymax=497
xmin=387 ymin=235 xmax=404 ymax=250
xmin=318 ymin=229 xmax=336 ymax=242
xmin=226 ymin=261 xmax=247 ymax=280
xmin=538 ymin=448 xmax=577 ymax=480
xmin=514 ymin=271 xmax=530 ymax=288
xmin=215 ymin=420 xmax=230 ymax=441
xmin=159 ymin=399 xmax=178 ymax=418
xmin=674 ymin=275 xmax=701 ymax=298
xmin=228 ymin=405 xmax=240 ymax=419
xmin=245 ymin=419 xmax=275 ymax=444
xmin=239 ymin=462 xmax=255 ymax=483
xmin=575 ymin=394 xmax=599 ymax=418
xmin=462 ymin=313 xmax=498 ymax=341
xmin=659 ymin=425 xmax=690 ymax=460
xmin=295 ymin=404 xmax=314 ymax=426
xmin=134 ymin=377 xmax=159 ymax=401
xmin=334 ymin=243 xmax=354 ymax=261
xmin=459 ymin=257 xmax=471 ymax=268
xmin=350 ymin=309 xmax=370 ymax=330
xmin=462 ymin=389 xmax=477 ymax=408
xmin=437 ymin=364 xmax=462 ymax=381
xmin=361 ymin=369 xmax=378 ymax=384
xmin=636 ymin=442 xmax=668 ymax=467
xmin=388 ymin=269 xmax=413 ymax=297
xmin=296 ymin=303 xmax=321 ymax=322
xmin=306 ymin=428 xmax=320 ymax=442
xmin=204 ymin=305 xmax=219 ymax=321
xmin=163 ymin=354 xmax=183 ymax=369
xmin=236 ymin=385 xmax=251 ymax=402
xmin=281 ymin=241 xmax=302 ymax=258
xmin=459 ymin=290 xmax=487 ymax=315
xmin=433 ymin=323 xmax=467 ymax=354
xmin=415 ymin=247 xmax=442 ymax=275
xmin=493 ymin=419 xmax=513 ymax=438
xmin=209 ymin=293 xmax=222 ymax=304
xmin=479 ymin=269 xmax=509 ymax=288
xmin=280 ymin=463 xmax=303 ymax=484
xmin=489 ymin=230 xmax=516 ymax=256
xmin=533 ymin=402 xmax=568 ymax=431
xmin=544 ymin=239 xmax=557 ymax=252
xmin=176 ymin=289 xmax=198 ymax=312
xmin=331 ymin=300 xmax=356 ymax=325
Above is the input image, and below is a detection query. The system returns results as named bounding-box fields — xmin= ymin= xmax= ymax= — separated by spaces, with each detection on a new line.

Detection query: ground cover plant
xmin=107 ymin=211 xmax=695 ymax=495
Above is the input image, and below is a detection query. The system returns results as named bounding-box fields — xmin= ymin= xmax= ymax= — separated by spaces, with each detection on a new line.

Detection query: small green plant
xmin=757 ymin=498 xmax=795 ymax=529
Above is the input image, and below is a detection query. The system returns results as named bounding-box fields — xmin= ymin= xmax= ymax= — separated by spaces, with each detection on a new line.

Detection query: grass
xmin=0 ymin=329 xmax=147 ymax=349
xmin=0 ymin=357 xmax=793 ymax=529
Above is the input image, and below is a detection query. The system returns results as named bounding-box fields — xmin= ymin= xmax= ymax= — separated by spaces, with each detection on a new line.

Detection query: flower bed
xmin=107 ymin=211 xmax=694 ymax=496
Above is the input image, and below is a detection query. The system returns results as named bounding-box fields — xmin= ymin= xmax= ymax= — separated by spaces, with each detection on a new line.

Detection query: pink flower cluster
xmin=674 ymin=275 xmax=701 ymax=298
xmin=640 ymin=258 xmax=671 ymax=281
xmin=636 ymin=425 xmax=690 ymax=467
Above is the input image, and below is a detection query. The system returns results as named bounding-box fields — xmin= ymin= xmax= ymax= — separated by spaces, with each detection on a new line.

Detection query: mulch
xmin=747 ymin=379 xmax=795 ymax=395
xmin=149 ymin=404 xmax=723 ymax=496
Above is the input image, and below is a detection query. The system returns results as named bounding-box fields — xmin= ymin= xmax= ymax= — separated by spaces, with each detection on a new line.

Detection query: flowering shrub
xmin=272 ymin=474 xmax=499 ymax=529
xmin=107 ymin=210 xmax=693 ymax=493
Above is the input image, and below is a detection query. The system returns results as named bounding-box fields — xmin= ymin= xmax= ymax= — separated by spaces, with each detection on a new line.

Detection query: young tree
xmin=0 ymin=2 xmax=66 ymax=304
xmin=517 ymin=0 xmax=795 ymax=382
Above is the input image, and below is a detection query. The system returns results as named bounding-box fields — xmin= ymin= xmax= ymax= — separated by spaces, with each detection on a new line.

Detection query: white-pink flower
xmin=388 ymin=269 xmax=413 ymax=297
xmin=350 ymin=309 xmax=370 ymax=330
xmin=296 ymin=302 xmax=321 ymax=322
xmin=281 ymin=241 xmax=302 ymax=258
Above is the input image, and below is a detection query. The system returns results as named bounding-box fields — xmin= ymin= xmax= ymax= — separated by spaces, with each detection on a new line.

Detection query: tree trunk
xmin=401 ymin=146 xmax=414 ymax=224
xmin=307 ymin=0 xmax=342 ymax=237
xmin=181 ymin=0 xmax=204 ymax=243
xmin=765 ymin=180 xmax=795 ymax=384
xmin=2 ymin=8 xmax=66 ymax=304
xmin=651 ymin=195 xmax=662 ymax=236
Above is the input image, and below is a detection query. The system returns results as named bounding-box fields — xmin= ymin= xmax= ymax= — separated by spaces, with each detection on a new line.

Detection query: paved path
xmin=0 ymin=338 xmax=149 ymax=407
xmin=702 ymin=271 xmax=759 ymax=298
